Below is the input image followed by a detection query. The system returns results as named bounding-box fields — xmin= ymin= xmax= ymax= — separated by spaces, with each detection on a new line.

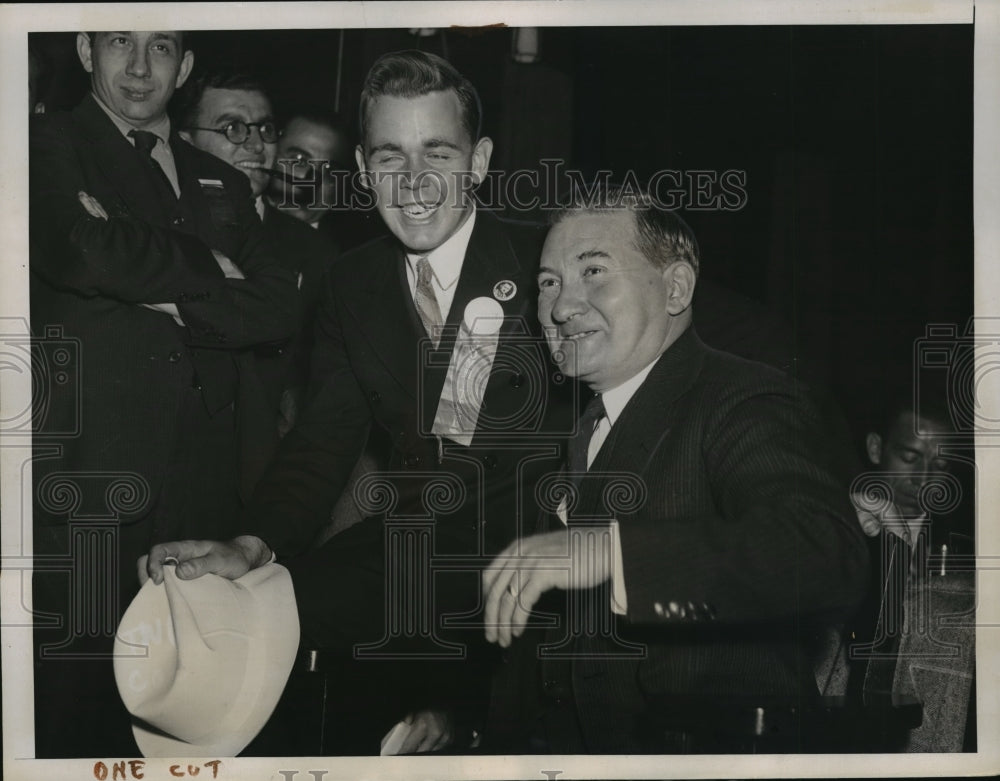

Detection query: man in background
xmin=267 ymin=107 xmax=385 ymax=251
xmin=30 ymin=31 xmax=298 ymax=756
xmin=173 ymin=71 xmax=338 ymax=433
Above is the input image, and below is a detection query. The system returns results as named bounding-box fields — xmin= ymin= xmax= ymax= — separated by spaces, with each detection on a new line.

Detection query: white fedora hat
xmin=113 ymin=563 xmax=299 ymax=757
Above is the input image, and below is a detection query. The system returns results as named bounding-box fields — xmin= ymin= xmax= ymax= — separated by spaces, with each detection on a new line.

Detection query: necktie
xmin=567 ymin=394 xmax=607 ymax=482
xmin=414 ymin=257 xmax=443 ymax=347
xmin=128 ymin=129 xmax=177 ymax=200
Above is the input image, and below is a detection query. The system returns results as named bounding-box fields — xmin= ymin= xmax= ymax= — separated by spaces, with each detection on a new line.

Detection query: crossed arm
xmin=30 ymin=117 xmax=298 ymax=348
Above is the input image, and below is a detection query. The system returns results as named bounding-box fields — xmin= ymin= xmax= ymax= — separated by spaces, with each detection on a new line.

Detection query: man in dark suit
xmin=30 ymin=31 xmax=298 ymax=757
xmin=171 ymin=71 xmax=338 ymax=433
xmin=145 ymin=50 xmax=569 ymax=754
xmin=481 ymin=189 xmax=870 ymax=753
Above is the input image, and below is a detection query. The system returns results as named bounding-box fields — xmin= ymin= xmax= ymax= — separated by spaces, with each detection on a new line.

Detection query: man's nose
xmin=126 ymin=49 xmax=150 ymax=78
xmin=400 ymin=163 xmax=443 ymax=190
xmin=549 ymin=282 xmax=587 ymax=323
xmin=243 ymin=127 xmax=265 ymax=153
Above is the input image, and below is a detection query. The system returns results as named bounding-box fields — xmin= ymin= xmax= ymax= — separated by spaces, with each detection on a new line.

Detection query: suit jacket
xmin=247 ymin=211 xmax=571 ymax=558
xmin=30 ymin=94 xmax=299 ymax=530
xmin=487 ymin=328 xmax=870 ymax=753
xmin=255 ymin=204 xmax=338 ymax=417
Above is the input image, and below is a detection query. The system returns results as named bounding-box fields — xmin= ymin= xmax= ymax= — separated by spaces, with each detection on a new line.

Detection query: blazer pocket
xmin=199 ymin=181 xmax=240 ymax=226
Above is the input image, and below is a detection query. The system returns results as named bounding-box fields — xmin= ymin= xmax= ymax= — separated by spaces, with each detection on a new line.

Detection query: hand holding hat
xmin=115 ymin=561 xmax=299 ymax=757
xmin=140 ymin=534 xmax=273 ymax=586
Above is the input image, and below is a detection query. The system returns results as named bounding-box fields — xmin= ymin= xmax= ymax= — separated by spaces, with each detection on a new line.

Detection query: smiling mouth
xmin=121 ymin=88 xmax=152 ymax=101
xmin=236 ymin=161 xmax=268 ymax=171
xmin=561 ymin=330 xmax=598 ymax=341
xmin=399 ymin=202 xmax=441 ymax=220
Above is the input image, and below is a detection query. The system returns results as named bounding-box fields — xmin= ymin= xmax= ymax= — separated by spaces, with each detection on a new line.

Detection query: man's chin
xmin=249 ymin=174 xmax=270 ymax=199
xmin=386 ymin=224 xmax=446 ymax=254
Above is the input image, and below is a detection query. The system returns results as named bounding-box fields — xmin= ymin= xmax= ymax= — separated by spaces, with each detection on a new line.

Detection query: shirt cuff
xmin=610 ymin=520 xmax=628 ymax=615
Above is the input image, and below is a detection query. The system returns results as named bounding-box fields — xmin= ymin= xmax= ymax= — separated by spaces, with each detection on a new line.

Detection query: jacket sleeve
xmin=617 ymin=385 xmax=869 ymax=626
xmin=29 ymin=114 xmax=298 ymax=349
xmin=244 ymin=273 xmax=373 ymax=556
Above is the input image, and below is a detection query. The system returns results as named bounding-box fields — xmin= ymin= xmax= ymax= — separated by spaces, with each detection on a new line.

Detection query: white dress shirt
xmin=557 ymin=354 xmax=663 ymax=615
xmin=92 ymin=92 xmax=181 ymax=197
xmin=403 ymin=208 xmax=477 ymax=323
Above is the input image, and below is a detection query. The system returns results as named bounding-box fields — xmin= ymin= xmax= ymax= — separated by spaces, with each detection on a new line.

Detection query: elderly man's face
xmin=356 ymin=90 xmax=492 ymax=253
xmin=77 ymin=32 xmax=192 ymax=129
xmin=269 ymin=116 xmax=349 ymax=215
xmin=538 ymin=210 xmax=689 ymax=392
xmin=182 ymin=88 xmax=276 ymax=198
xmin=867 ymin=411 xmax=952 ymax=516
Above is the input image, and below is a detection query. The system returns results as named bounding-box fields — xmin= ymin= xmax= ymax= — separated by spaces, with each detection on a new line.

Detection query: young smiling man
xmin=144 ymin=50 xmax=570 ymax=755
xmin=30 ymin=31 xmax=298 ymax=757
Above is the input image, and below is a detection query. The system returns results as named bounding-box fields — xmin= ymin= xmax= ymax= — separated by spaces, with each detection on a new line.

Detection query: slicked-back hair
xmin=359 ymin=50 xmax=482 ymax=147
xmin=550 ymin=186 xmax=701 ymax=275
xmin=170 ymin=70 xmax=270 ymax=131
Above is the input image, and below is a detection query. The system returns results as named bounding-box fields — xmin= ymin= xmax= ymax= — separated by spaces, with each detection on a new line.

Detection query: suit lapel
xmin=448 ymin=212 xmax=529 ymax=330
xmin=423 ymin=213 xmax=531 ymax=436
xmin=345 ymin=242 xmax=424 ymax=398
xmin=173 ymin=135 xmax=212 ymax=233
xmin=341 ymin=213 xmax=534 ymax=425
xmin=74 ymin=96 xmax=174 ymax=226
xmin=577 ymin=328 xmax=706 ymax=519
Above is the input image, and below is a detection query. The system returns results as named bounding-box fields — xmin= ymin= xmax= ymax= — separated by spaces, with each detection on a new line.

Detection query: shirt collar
xmin=92 ymin=91 xmax=172 ymax=146
xmin=598 ymin=353 xmax=662 ymax=426
xmin=405 ymin=207 xmax=477 ymax=291
xmin=255 ymin=196 xmax=266 ymax=221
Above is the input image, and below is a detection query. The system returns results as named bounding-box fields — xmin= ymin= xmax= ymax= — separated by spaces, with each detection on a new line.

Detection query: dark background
xmin=29 ymin=25 xmax=975 ymax=449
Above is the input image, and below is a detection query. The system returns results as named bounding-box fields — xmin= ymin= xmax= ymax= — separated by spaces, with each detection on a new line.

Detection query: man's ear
xmin=355 ymin=145 xmax=370 ymax=187
xmin=76 ymin=32 xmax=94 ymax=74
xmin=664 ymin=262 xmax=696 ymax=315
xmin=175 ymin=49 xmax=194 ymax=89
xmin=470 ymin=136 xmax=493 ymax=185
xmin=866 ymin=432 xmax=883 ymax=465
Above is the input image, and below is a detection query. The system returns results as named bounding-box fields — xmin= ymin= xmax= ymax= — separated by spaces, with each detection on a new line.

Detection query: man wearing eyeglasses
xmin=265 ymin=108 xmax=384 ymax=252
xmin=173 ymin=71 xmax=339 ymax=435
xmin=29 ymin=31 xmax=298 ymax=757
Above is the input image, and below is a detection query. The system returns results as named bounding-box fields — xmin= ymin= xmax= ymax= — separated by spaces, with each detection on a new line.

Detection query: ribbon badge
xmin=432 ymin=297 xmax=505 ymax=446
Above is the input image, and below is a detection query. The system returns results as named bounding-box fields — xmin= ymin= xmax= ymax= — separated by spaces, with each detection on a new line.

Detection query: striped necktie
xmin=568 ymin=394 xmax=607 ymax=483
xmin=414 ymin=256 xmax=443 ymax=347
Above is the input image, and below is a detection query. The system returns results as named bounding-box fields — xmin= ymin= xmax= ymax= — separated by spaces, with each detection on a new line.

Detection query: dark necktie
xmin=567 ymin=394 xmax=606 ymax=483
xmin=128 ymin=129 xmax=177 ymax=200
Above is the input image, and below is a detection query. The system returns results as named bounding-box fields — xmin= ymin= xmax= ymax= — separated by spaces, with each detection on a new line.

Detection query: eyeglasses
xmin=282 ymin=155 xmax=353 ymax=174
xmin=185 ymin=120 xmax=278 ymax=145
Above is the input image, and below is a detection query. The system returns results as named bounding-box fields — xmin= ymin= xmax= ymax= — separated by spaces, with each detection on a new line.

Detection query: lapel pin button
xmin=492 ymin=280 xmax=516 ymax=301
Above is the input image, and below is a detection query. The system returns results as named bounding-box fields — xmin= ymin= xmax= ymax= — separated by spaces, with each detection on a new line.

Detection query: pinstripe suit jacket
xmin=488 ymin=327 xmax=870 ymax=753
